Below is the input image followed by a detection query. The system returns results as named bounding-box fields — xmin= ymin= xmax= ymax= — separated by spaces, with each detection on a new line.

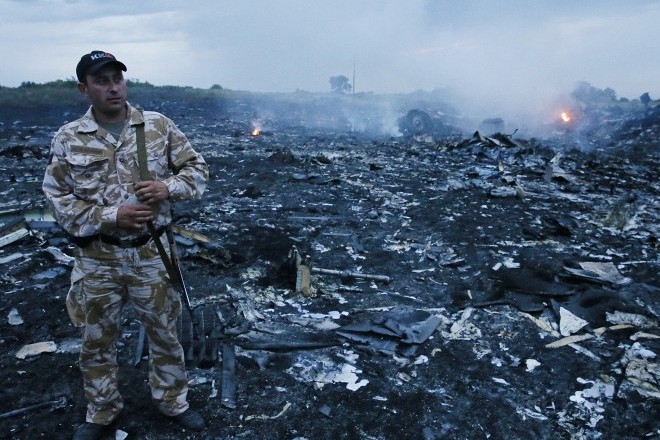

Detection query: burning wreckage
xmin=0 ymin=86 xmax=659 ymax=440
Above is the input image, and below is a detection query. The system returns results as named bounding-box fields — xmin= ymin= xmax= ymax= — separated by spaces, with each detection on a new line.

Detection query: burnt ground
xmin=0 ymin=96 xmax=659 ymax=440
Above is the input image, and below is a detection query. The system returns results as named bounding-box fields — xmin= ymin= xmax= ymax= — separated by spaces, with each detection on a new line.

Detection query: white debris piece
xmin=567 ymin=377 xmax=616 ymax=429
xmin=559 ymin=307 xmax=588 ymax=336
xmin=632 ymin=344 xmax=656 ymax=359
xmin=16 ymin=341 xmax=57 ymax=359
xmin=307 ymin=313 xmax=329 ymax=319
xmin=581 ymin=380 xmax=615 ymax=400
xmin=525 ymin=359 xmax=541 ymax=372
xmin=209 ymin=379 xmax=218 ymax=399
xmin=620 ymin=342 xmax=660 ymax=399
xmin=46 ymin=246 xmax=74 ymax=265
xmin=286 ymin=353 xmax=369 ymax=391
xmin=492 ymin=377 xmax=510 ymax=385
xmin=0 ymin=226 xmax=29 ymax=248
xmin=0 ymin=252 xmax=24 ymax=264
xmin=568 ymin=343 xmax=601 ymax=361
xmin=564 ymin=261 xmax=632 ymax=286
xmin=338 ymin=364 xmax=369 ymax=391
xmin=245 ymin=402 xmax=291 ymax=421
xmin=188 ymin=375 xmax=211 ymax=386
xmin=629 ymin=331 xmax=660 ymax=341
xmin=55 ymin=338 xmax=81 ymax=354
xmin=502 ymin=257 xmax=520 ymax=268
xmin=8 ymin=307 xmax=23 ymax=325
xmin=314 ymin=319 xmax=341 ymax=330
xmin=546 ymin=334 xmax=594 ymax=348
xmin=445 ymin=308 xmax=482 ymax=340
xmin=517 ymin=406 xmax=548 ymax=420
xmin=521 ymin=312 xmax=558 ymax=336
xmin=606 ymin=311 xmax=657 ymax=329
xmin=337 ymin=350 xmax=360 ymax=364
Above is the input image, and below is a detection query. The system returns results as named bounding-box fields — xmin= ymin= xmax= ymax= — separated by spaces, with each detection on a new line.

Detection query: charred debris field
xmin=0 ymin=86 xmax=659 ymax=440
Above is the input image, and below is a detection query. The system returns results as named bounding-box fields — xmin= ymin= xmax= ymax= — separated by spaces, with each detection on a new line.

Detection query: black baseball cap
xmin=76 ymin=50 xmax=127 ymax=83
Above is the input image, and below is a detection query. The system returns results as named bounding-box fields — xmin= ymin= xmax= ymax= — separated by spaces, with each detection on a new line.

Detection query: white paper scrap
xmin=16 ymin=341 xmax=57 ymax=359
xmin=559 ymin=307 xmax=588 ymax=336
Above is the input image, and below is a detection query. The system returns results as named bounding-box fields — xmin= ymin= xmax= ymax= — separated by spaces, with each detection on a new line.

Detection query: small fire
xmin=251 ymin=127 xmax=261 ymax=136
xmin=560 ymin=111 xmax=571 ymax=123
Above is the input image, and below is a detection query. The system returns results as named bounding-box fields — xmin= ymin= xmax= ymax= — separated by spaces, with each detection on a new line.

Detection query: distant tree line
xmin=0 ymin=79 xmax=228 ymax=109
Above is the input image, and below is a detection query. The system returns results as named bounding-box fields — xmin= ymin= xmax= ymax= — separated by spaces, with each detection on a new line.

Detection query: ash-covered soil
xmin=0 ymin=96 xmax=658 ymax=440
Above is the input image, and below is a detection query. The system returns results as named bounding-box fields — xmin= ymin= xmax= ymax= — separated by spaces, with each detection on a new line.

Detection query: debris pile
xmin=0 ymin=89 xmax=658 ymax=439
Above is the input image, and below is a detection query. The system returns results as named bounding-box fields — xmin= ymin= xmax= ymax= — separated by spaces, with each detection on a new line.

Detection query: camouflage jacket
xmin=43 ymin=103 xmax=208 ymax=242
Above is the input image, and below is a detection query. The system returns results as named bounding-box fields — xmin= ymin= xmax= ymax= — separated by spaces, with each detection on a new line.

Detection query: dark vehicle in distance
xmin=398 ymin=109 xmax=463 ymax=139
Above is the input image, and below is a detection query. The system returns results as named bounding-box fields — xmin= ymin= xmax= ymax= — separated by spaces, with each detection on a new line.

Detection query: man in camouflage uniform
xmin=42 ymin=51 xmax=209 ymax=440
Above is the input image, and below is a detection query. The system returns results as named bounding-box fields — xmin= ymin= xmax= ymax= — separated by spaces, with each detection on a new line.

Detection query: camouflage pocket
xmin=66 ymin=279 xmax=85 ymax=327
xmin=146 ymin=146 xmax=169 ymax=178
xmin=66 ymin=153 xmax=109 ymax=200
xmin=137 ymin=237 xmax=163 ymax=259
xmin=166 ymin=284 xmax=182 ymax=326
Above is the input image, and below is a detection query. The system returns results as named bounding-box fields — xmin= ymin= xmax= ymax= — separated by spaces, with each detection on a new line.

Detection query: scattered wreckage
xmin=0 ymin=87 xmax=658 ymax=439
xmin=397 ymin=108 xmax=463 ymax=140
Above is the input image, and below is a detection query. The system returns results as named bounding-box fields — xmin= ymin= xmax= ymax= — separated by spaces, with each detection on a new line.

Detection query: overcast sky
xmin=2 ymin=0 xmax=659 ymax=120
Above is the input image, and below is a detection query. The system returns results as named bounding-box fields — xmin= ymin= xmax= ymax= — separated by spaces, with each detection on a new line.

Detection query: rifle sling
xmin=135 ymin=119 xmax=183 ymax=291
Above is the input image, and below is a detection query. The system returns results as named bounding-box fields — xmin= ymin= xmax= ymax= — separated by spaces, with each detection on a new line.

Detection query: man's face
xmin=77 ymin=64 xmax=127 ymax=120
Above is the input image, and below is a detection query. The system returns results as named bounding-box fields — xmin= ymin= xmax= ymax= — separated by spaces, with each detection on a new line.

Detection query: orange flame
xmin=251 ymin=128 xmax=261 ymax=136
xmin=560 ymin=112 xmax=571 ymax=123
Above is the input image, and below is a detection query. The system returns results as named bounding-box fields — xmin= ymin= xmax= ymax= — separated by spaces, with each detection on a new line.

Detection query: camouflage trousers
xmin=66 ymin=242 xmax=189 ymax=425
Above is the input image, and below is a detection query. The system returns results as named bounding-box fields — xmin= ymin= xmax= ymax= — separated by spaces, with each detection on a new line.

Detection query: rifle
xmin=134 ymin=115 xmax=204 ymax=364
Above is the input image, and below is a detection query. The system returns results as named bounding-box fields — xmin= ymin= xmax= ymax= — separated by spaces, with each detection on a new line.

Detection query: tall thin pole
xmin=352 ymin=62 xmax=356 ymax=95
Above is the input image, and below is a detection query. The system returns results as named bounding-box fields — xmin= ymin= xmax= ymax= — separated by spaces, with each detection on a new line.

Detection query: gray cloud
xmin=2 ymin=0 xmax=658 ymax=124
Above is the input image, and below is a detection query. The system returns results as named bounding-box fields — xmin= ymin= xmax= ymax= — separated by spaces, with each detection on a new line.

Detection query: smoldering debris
xmin=0 ymin=89 xmax=658 ymax=440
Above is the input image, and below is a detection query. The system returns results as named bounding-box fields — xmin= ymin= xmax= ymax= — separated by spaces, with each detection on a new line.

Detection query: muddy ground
xmin=0 ymin=96 xmax=658 ymax=440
